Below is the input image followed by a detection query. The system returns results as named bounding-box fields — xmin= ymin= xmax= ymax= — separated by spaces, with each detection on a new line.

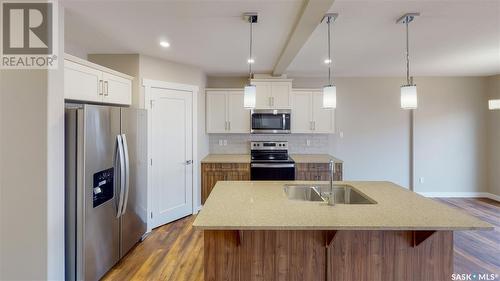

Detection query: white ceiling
xmin=63 ymin=0 xmax=500 ymax=77
xmin=288 ymin=0 xmax=500 ymax=77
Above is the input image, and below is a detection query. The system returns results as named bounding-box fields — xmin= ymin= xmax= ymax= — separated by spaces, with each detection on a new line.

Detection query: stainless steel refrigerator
xmin=65 ymin=104 xmax=147 ymax=281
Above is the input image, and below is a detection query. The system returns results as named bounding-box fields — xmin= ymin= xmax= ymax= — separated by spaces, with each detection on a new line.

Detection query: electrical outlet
xmin=218 ymin=139 xmax=223 ymax=146
xmin=223 ymin=140 xmax=228 ymax=146
xmin=306 ymin=140 xmax=311 ymax=146
xmin=339 ymin=131 xmax=344 ymax=138
xmin=419 ymin=177 xmax=425 ymax=184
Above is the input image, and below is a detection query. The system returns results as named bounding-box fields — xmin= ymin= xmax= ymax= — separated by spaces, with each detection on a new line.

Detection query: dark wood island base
xmin=204 ymin=230 xmax=453 ymax=281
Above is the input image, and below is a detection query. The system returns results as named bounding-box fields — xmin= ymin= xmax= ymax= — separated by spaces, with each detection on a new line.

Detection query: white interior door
xmin=151 ymin=88 xmax=193 ymax=228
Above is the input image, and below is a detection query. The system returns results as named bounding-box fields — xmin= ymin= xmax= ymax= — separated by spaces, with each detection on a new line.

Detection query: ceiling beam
xmin=272 ymin=0 xmax=335 ymax=76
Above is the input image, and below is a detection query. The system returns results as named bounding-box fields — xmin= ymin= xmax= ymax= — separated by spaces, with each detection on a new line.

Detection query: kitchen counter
xmin=290 ymin=154 xmax=343 ymax=163
xmin=193 ymin=180 xmax=492 ymax=231
xmin=201 ymin=154 xmax=250 ymax=163
xmin=201 ymin=154 xmax=342 ymax=163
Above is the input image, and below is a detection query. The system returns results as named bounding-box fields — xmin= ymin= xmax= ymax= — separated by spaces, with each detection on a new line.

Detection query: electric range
xmin=250 ymin=141 xmax=295 ymax=180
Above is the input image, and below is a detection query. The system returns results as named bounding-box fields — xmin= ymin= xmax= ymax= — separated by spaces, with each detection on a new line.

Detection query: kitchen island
xmin=193 ymin=181 xmax=492 ymax=281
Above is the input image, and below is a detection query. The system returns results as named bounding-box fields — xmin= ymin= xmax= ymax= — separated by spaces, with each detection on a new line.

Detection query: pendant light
xmin=489 ymin=99 xmax=500 ymax=110
xmin=397 ymin=13 xmax=420 ymax=109
xmin=322 ymin=13 xmax=338 ymax=109
xmin=243 ymin=13 xmax=258 ymax=109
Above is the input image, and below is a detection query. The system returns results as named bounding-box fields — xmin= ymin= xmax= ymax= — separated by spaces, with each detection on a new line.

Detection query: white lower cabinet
xmin=64 ymin=54 xmax=132 ymax=105
xmin=206 ymin=90 xmax=250 ymax=133
xmin=291 ymin=90 xmax=335 ymax=134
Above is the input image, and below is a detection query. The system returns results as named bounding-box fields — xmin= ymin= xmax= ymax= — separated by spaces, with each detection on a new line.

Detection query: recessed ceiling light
xmin=247 ymin=58 xmax=255 ymax=64
xmin=324 ymin=59 xmax=332 ymax=64
xmin=160 ymin=41 xmax=170 ymax=48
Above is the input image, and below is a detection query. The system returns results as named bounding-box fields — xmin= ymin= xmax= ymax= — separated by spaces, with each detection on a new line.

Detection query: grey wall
xmin=207 ymin=76 xmax=490 ymax=193
xmin=413 ymin=77 xmax=488 ymax=193
xmin=0 ymin=8 xmax=65 ymax=281
xmin=487 ymin=75 xmax=500 ymax=196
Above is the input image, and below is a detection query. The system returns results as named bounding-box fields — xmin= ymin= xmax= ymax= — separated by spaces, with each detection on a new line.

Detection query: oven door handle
xmin=251 ymin=163 xmax=295 ymax=168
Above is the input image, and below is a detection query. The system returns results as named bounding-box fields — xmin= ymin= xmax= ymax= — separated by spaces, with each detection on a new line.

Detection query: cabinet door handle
xmin=313 ymin=121 xmax=316 ymax=131
xmin=224 ymin=121 xmax=227 ymax=131
xmin=269 ymin=97 xmax=272 ymax=107
xmin=104 ymin=81 xmax=109 ymax=96
xmin=99 ymin=80 xmax=103 ymax=96
xmin=272 ymin=97 xmax=275 ymax=107
xmin=228 ymin=121 xmax=231 ymax=131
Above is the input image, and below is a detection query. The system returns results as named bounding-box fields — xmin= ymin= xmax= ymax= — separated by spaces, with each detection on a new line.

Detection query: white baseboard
xmin=417 ymin=191 xmax=500 ymax=202
xmin=485 ymin=193 xmax=500 ymax=202
xmin=193 ymin=205 xmax=202 ymax=214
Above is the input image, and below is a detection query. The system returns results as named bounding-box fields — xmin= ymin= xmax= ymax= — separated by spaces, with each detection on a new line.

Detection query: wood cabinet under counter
xmin=295 ymin=162 xmax=343 ymax=181
xmin=201 ymin=163 xmax=250 ymax=204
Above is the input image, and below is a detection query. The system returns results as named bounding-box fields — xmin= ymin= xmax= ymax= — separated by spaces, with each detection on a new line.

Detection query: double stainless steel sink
xmin=283 ymin=184 xmax=376 ymax=204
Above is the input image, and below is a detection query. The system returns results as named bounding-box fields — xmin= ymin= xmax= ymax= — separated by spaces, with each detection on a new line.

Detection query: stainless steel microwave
xmin=251 ymin=109 xmax=291 ymax=134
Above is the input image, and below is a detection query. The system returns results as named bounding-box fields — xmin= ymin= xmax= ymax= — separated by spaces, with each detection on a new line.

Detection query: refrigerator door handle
xmin=115 ymin=135 xmax=126 ymax=218
xmin=120 ymin=134 xmax=130 ymax=216
xmin=113 ymin=135 xmax=120 ymax=215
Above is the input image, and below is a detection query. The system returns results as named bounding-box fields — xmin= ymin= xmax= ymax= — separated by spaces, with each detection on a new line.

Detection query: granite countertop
xmin=201 ymin=154 xmax=250 ymax=163
xmin=201 ymin=154 xmax=342 ymax=164
xmin=193 ymin=181 xmax=493 ymax=231
xmin=290 ymin=154 xmax=343 ymax=163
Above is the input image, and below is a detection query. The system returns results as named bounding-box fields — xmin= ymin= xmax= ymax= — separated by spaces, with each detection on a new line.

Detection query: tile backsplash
xmin=209 ymin=134 xmax=334 ymax=154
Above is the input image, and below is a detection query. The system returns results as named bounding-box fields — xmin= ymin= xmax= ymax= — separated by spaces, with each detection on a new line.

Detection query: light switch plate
xmin=306 ymin=140 xmax=311 ymax=146
xmin=223 ymin=140 xmax=228 ymax=146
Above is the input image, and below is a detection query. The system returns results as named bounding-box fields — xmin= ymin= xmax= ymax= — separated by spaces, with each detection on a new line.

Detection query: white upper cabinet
xmin=311 ymin=92 xmax=335 ymax=133
xmin=291 ymin=91 xmax=313 ymax=133
xmin=252 ymin=79 xmax=292 ymax=109
xmin=206 ymin=91 xmax=227 ymax=133
xmin=291 ymin=90 xmax=335 ymax=134
xmin=227 ymin=91 xmax=250 ymax=133
xmin=271 ymin=82 xmax=292 ymax=108
xmin=254 ymin=82 xmax=272 ymax=108
xmin=64 ymin=54 xmax=132 ymax=105
xmin=206 ymin=89 xmax=250 ymax=133
xmin=64 ymin=60 xmax=103 ymax=103
xmin=102 ymin=72 xmax=132 ymax=105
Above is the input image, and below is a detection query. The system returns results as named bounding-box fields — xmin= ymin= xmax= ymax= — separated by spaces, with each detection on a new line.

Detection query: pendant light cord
xmin=327 ymin=17 xmax=332 ymax=86
xmin=249 ymin=19 xmax=253 ymax=80
xmin=405 ymin=17 xmax=410 ymax=85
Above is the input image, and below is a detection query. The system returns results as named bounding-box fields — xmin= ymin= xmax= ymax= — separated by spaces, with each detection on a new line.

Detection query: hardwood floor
xmin=102 ymin=198 xmax=499 ymax=281
xmin=436 ymin=198 xmax=500 ymax=275
xmin=101 ymin=215 xmax=204 ymax=281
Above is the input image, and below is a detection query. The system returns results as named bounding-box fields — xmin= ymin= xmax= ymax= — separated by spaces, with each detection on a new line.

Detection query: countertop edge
xmin=192 ymin=225 xmax=494 ymax=231
xmin=201 ymin=154 xmax=343 ymax=164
